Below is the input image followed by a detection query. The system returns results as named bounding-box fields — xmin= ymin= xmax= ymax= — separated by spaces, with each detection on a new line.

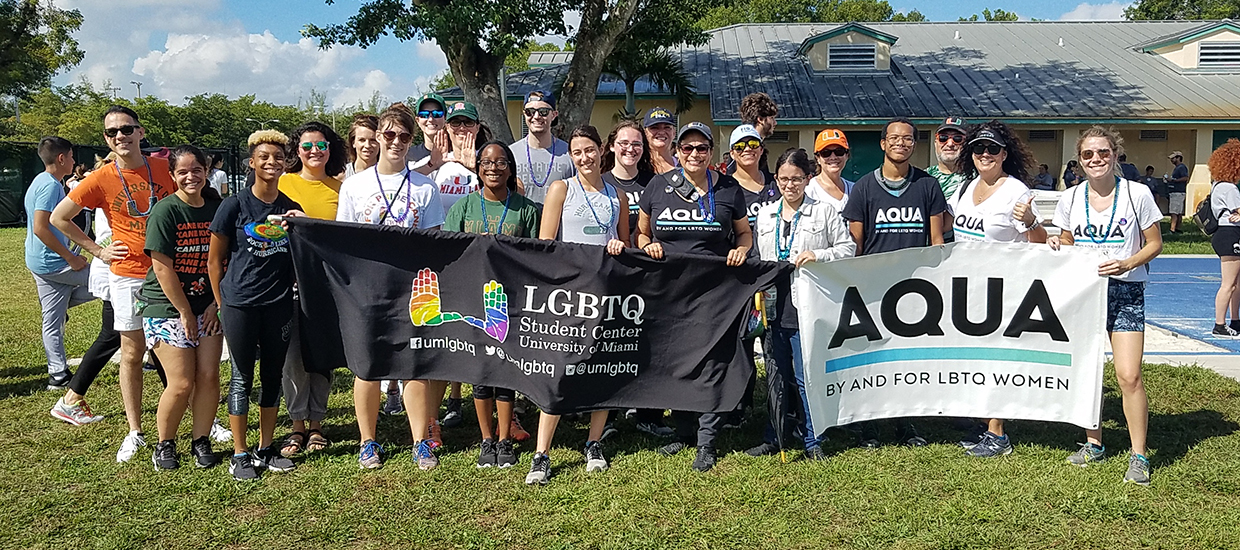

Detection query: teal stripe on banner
xmin=825 ymin=347 xmax=1072 ymax=373
xmin=954 ymin=227 xmax=985 ymax=238
xmin=876 ymin=223 xmax=923 ymax=229
xmin=655 ymin=221 xmax=719 ymax=227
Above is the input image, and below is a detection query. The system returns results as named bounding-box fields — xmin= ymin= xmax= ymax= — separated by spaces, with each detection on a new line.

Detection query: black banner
xmin=287 ymin=218 xmax=789 ymax=414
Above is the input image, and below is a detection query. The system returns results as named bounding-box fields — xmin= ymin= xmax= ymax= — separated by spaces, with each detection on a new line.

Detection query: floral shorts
xmin=1106 ymin=280 xmax=1145 ymax=333
xmin=143 ymin=312 xmax=221 ymax=349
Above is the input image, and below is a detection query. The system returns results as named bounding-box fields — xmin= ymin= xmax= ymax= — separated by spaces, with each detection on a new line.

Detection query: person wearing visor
xmin=806 ymin=129 xmax=854 ymax=214
xmin=637 ymin=121 xmax=752 ymax=472
xmin=510 ymin=90 xmax=574 ymax=205
xmin=929 ymin=117 xmax=968 ymax=242
xmin=643 ymin=107 xmax=678 ymax=175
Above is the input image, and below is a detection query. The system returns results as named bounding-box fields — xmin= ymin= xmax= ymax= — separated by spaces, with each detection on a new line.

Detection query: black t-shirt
xmin=739 ymin=174 xmax=780 ymax=258
xmin=603 ymin=170 xmax=654 ymax=247
xmin=209 ymin=187 xmax=302 ymax=307
xmin=1169 ymin=163 xmax=1189 ymax=193
xmin=638 ymin=171 xmax=747 ymax=257
xmin=407 ymin=144 xmax=431 ymax=164
xmin=841 ymin=166 xmax=947 ymax=256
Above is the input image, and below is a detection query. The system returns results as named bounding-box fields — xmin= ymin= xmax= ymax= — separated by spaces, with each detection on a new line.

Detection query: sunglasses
xmin=937 ymin=133 xmax=965 ymax=144
xmin=524 ymin=107 xmax=552 ymax=118
xmin=1080 ymin=148 xmax=1113 ymax=161
xmin=104 ymin=125 xmax=139 ymax=138
xmin=679 ymin=144 xmax=711 ymax=155
xmin=817 ymin=148 xmax=849 ymax=158
xmin=300 ymin=141 xmax=329 ymax=152
xmin=381 ymin=131 xmax=413 ymax=144
xmin=731 ymin=139 xmax=762 ymax=152
xmin=971 ymin=143 xmax=1003 ymax=156
xmin=417 ymin=110 xmax=445 ymax=119
xmin=449 ymin=119 xmax=477 ymax=128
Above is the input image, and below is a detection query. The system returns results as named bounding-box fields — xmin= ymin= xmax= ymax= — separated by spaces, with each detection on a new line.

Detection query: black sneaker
xmin=899 ymin=422 xmax=928 ymax=447
xmin=442 ymin=397 xmax=463 ymax=428
xmin=256 ymin=447 xmax=296 ymax=473
xmin=852 ymin=422 xmax=881 ymax=449
xmin=46 ymin=370 xmax=73 ymax=391
xmin=1229 ymin=320 xmax=1240 ymax=334
xmin=496 ymin=438 xmax=518 ymax=468
xmin=191 ymin=436 xmax=218 ymax=468
xmin=599 ymin=421 xmax=618 ymax=442
xmin=805 ymin=445 xmax=827 ymax=461
xmin=658 ymin=441 xmax=689 ymax=456
xmin=584 ymin=440 xmax=608 ymax=473
xmin=745 ymin=442 xmax=779 ymax=457
xmin=525 ymin=452 xmax=551 ymax=485
xmin=477 ymin=438 xmax=498 ymax=468
xmin=691 ymin=445 xmax=717 ymax=472
xmin=1212 ymin=324 xmax=1239 ymax=338
xmin=229 ymin=453 xmax=259 ymax=481
xmin=152 ymin=440 xmax=179 ymax=470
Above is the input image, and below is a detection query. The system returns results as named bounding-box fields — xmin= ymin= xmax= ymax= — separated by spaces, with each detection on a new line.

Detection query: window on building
xmin=1199 ymin=42 xmax=1240 ymax=68
xmin=828 ymin=44 xmax=877 ymax=70
xmin=917 ymin=130 xmax=930 ymax=142
xmin=767 ymin=131 xmax=791 ymax=143
xmin=1027 ymin=130 xmax=1056 ymax=142
xmin=1139 ymin=129 xmax=1168 ymax=141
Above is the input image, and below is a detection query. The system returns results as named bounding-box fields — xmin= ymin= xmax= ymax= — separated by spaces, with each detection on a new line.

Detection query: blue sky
xmin=53 ymin=0 xmax=1131 ymax=108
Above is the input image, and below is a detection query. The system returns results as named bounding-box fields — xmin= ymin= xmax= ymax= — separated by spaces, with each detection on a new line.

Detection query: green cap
xmin=446 ymin=101 xmax=479 ymax=122
xmin=416 ymin=93 xmax=446 ymax=112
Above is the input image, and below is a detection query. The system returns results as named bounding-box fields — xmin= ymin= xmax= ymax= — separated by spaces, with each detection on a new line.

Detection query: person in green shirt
xmin=927 ymin=117 xmax=969 ymax=243
xmin=138 ymin=145 xmax=224 ymax=471
xmin=442 ymin=141 xmax=539 ymax=470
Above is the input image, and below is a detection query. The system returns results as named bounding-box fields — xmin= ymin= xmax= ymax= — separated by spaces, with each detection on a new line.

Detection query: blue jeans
xmin=763 ymin=327 xmax=820 ymax=449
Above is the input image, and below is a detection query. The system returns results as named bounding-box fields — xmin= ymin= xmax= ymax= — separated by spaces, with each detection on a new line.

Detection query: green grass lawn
xmin=3 ymin=227 xmax=1240 ymax=549
xmin=1159 ymin=218 xmax=1213 ymax=255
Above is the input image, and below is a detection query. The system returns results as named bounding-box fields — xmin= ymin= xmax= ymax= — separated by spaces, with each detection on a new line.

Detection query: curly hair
xmin=286 ymin=121 xmax=346 ymax=176
xmin=739 ymin=93 xmax=778 ymax=126
xmin=1209 ymin=138 xmax=1240 ymax=184
xmin=601 ymin=120 xmax=653 ymax=174
xmin=955 ymin=120 xmax=1033 ymax=185
xmin=247 ymin=129 xmax=288 ymax=153
xmin=346 ymin=113 xmax=379 ymax=163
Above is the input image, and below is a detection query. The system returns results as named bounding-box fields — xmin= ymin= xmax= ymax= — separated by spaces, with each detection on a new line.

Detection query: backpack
xmin=1195 ymin=189 xmax=1219 ymax=236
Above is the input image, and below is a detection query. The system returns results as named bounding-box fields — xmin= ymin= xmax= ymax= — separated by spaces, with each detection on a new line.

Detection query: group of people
xmin=26 ymin=90 xmax=1162 ymax=486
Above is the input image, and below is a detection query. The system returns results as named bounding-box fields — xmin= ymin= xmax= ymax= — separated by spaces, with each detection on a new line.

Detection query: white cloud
xmin=1059 ymin=2 xmax=1131 ymax=21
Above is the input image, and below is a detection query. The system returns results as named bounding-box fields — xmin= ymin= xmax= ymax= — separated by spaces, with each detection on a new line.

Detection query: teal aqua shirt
xmin=24 ymin=172 xmax=71 ymax=274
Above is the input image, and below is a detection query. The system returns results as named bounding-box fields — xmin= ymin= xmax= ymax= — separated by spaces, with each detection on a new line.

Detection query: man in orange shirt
xmin=51 ymin=105 xmax=173 ymax=462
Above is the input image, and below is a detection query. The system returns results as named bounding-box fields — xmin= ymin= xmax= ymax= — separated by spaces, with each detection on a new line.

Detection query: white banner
xmin=795 ymin=242 xmax=1108 ymax=430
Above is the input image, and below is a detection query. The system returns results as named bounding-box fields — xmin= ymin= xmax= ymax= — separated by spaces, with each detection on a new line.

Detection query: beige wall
xmin=806 ymin=32 xmax=892 ymax=71
xmin=1152 ymin=28 xmax=1240 ymax=69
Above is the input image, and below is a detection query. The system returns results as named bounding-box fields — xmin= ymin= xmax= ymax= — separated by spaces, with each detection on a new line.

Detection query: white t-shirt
xmin=1212 ymin=181 xmax=1240 ymax=228
xmin=430 ymin=160 xmax=479 ymax=218
xmin=89 ymin=208 xmax=112 ymax=300
xmin=804 ymin=175 xmax=853 ymax=214
xmin=337 ymin=166 xmax=445 ymax=229
xmin=947 ymin=176 xmax=1034 ymax=243
xmin=1053 ymin=178 xmax=1161 ymax=283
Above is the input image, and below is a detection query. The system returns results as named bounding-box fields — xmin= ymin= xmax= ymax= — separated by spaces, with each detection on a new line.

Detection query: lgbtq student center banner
xmin=795 ymin=242 xmax=1109 ymax=430
xmin=286 ymin=218 xmax=789 ymax=415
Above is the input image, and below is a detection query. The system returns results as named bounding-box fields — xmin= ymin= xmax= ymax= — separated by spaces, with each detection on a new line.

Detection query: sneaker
xmin=209 ymin=418 xmax=232 ymax=443
xmin=116 ymin=430 xmax=147 ymax=463
xmin=429 ymin=420 xmax=443 ymax=447
xmin=46 ymin=370 xmax=73 ymax=391
xmin=477 ymin=438 xmax=498 ymax=468
xmin=624 ymin=408 xmax=637 ymax=419
xmin=692 ymin=445 xmax=717 ymax=472
xmin=805 ymin=445 xmax=827 ymax=461
xmin=1123 ymin=453 xmax=1151 ymax=486
xmin=965 ymin=432 xmax=1014 ymax=458
xmin=229 ymin=452 xmax=260 ymax=481
xmin=152 ymin=440 xmax=179 ymax=470
xmin=257 ymin=447 xmax=296 ymax=473
xmin=899 ymin=422 xmax=928 ymax=447
xmin=358 ymin=440 xmax=383 ymax=469
xmin=599 ymin=421 xmax=619 ymax=442
xmin=852 ymin=423 xmax=880 ymax=449
xmin=496 ymin=438 xmax=518 ymax=468
xmin=1229 ymin=320 xmax=1240 ymax=334
xmin=442 ymin=397 xmax=463 ymax=428
xmin=584 ymin=440 xmax=608 ymax=473
xmin=414 ymin=438 xmax=439 ymax=470
xmin=1066 ymin=442 xmax=1106 ymax=467
xmin=513 ymin=395 xmax=529 ymax=415
xmin=50 ymin=396 xmax=103 ymax=426
xmin=191 ymin=436 xmax=218 ymax=468
xmin=636 ymin=422 xmax=675 ymax=439
xmin=658 ymin=441 xmax=689 ymax=457
xmin=1212 ymin=324 xmax=1239 ymax=338
xmin=745 ymin=442 xmax=779 ymax=457
xmin=958 ymin=430 xmax=986 ymax=449
xmin=525 ymin=452 xmax=551 ymax=484
xmin=382 ymin=391 xmax=404 ymax=415
xmin=509 ymin=418 xmax=531 ymax=442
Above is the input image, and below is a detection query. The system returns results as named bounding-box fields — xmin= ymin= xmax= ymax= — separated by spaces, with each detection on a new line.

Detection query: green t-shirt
xmin=442 ymin=190 xmax=540 ymax=238
xmin=927 ymin=165 xmax=966 ymax=201
xmin=137 ymin=194 xmax=221 ymax=318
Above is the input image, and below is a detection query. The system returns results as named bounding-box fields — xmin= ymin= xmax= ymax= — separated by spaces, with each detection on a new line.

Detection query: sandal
xmin=280 ymin=431 xmax=307 ymax=458
xmin=306 ymin=429 xmax=330 ymax=453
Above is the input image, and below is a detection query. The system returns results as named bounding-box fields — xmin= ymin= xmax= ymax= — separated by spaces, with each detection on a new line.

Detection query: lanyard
xmin=1083 ymin=177 xmax=1121 ymax=245
xmin=115 ymin=158 xmax=157 ymax=218
xmin=575 ymin=177 xmax=617 ymax=231
xmin=481 ymin=191 xmax=512 ymax=234
xmin=526 ymin=137 xmax=559 ymax=188
xmin=375 ymin=167 xmax=413 ymax=225
xmin=681 ymin=169 xmax=715 ymax=223
xmin=775 ymin=201 xmax=802 ymax=261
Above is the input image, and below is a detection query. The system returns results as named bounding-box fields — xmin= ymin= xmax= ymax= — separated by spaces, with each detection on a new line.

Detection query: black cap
xmin=968 ymin=128 xmax=1006 ymax=148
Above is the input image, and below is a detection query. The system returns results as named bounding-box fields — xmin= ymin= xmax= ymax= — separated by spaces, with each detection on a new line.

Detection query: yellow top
xmin=279 ymin=172 xmax=342 ymax=220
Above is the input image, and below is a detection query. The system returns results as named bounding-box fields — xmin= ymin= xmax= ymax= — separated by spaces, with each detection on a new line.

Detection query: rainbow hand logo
xmin=409 ymin=268 xmax=508 ymax=342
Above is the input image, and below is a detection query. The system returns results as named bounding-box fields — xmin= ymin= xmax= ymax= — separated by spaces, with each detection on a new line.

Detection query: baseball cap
xmin=936 ymin=116 xmax=967 ymax=134
xmin=729 ymin=124 xmax=762 ymax=146
xmin=676 ymin=122 xmax=713 ymax=144
xmin=524 ymin=90 xmax=556 ymax=108
xmin=968 ymin=128 xmax=1006 ymax=148
xmin=446 ymin=101 xmax=479 ymax=121
xmin=643 ymin=107 xmax=675 ymax=128
xmin=416 ymin=93 xmax=446 ymax=111
xmin=814 ymin=129 xmax=849 ymax=152
xmin=1168 ymin=150 xmax=1183 ymax=159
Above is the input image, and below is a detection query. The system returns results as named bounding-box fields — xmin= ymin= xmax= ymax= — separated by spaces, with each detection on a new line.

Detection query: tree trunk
xmin=555 ymin=0 xmax=644 ymax=137
xmin=444 ymin=42 xmax=514 ymax=143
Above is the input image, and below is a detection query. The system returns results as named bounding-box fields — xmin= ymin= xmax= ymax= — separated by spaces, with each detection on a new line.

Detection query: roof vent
xmin=954 ymin=30 xmax=961 ymax=40
xmin=828 ymin=43 xmax=877 ymax=70
xmin=1058 ymin=37 xmax=1064 ymax=47
xmin=1199 ymin=42 xmax=1240 ymax=68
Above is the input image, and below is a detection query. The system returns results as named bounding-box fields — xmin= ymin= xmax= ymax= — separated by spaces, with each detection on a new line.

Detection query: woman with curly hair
xmin=1208 ymin=139 xmax=1240 ymax=337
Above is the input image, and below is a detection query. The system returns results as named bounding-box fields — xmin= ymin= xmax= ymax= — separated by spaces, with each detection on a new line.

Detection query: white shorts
xmin=108 ymin=272 xmax=145 ymax=332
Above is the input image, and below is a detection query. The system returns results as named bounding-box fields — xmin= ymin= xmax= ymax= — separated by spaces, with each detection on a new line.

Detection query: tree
xmin=1124 ymin=0 xmax=1240 ymax=19
xmin=602 ymin=48 xmax=696 ymax=118
xmin=699 ymin=0 xmax=924 ymax=29
xmin=959 ymin=8 xmax=1020 ymax=21
xmin=0 ymin=0 xmax=84 ymax=99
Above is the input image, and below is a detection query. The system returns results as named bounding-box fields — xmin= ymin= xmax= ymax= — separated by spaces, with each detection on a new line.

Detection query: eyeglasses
xmin=449 ymin=119 xmax=477 ymax=129
xmin=971 ymin=143 xmax=1003 ymax=156
xmin=885 ymin=135 xmax=915 ymax=145
xmin=817 ymin=148 xmax=849 ymax=158
xmin=776 ymin=175 xmax=807 ymax=185
xmin=937 ymin=133 xmax=964 ymax=144
xmin=678 ymin=144 xmax=711 ymax=155
xmin=479 ymin=159 xmax=511 ymax=169
xmin=104 ymin=125 xmax=138 ymax=138
xmin=524 ymin=107 xmax=552 ymax=118
xmin=731 ymin=139 xmax=762 ymax=152
xmin=1080 ymin=148 xmax=1113 ymax=161
xmin=300 ymin=141 xmax=329 ymax=152
xmin=614 ymin=140 xmax=643 ymax=151
xmin=417 ymin=110 xmax=445 ymax=119
xmin=381 ymin=131 xmax=413 ymax=144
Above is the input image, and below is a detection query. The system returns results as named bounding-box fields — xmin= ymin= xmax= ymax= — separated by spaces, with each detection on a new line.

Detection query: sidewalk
xmin=1118 ymin=325 xmax=1240 ymax=381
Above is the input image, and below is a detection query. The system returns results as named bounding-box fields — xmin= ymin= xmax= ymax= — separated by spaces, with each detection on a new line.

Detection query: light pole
xmin=245 ymin=118 xmax=280 ymax=130
xmin=106 ymin=86 xmax=121 ymax=99
xmin=130 ymin=80 xmax=143 ymax=99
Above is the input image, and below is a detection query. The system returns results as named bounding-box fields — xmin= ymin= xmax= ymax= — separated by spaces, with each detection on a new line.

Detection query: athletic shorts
xmin=1212 ymin=226 xmax=1240 ymax=257
xmin=108 ymin=273 xmax=145 ymax=332
xmin=143 ymin=312 xmax=222 ymax=349
xmin=1106 ymin=279 xmax=1145 ymax=333
xmin=1169 ymin=192 xmax=1186 ymax=215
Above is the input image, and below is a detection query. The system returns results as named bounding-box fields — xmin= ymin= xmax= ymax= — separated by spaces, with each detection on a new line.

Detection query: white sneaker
xmin=50 ymin=397 xmax=103 ymax=426
xmin=116 ymin=430 xmax=147 ymax=463
xmin=209 ymin=418 xmax=232 ymax=443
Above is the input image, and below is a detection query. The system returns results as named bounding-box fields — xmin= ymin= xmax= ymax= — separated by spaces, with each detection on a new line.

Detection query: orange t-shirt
xmin=68 ymin=156 xmax=174 ymax=279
